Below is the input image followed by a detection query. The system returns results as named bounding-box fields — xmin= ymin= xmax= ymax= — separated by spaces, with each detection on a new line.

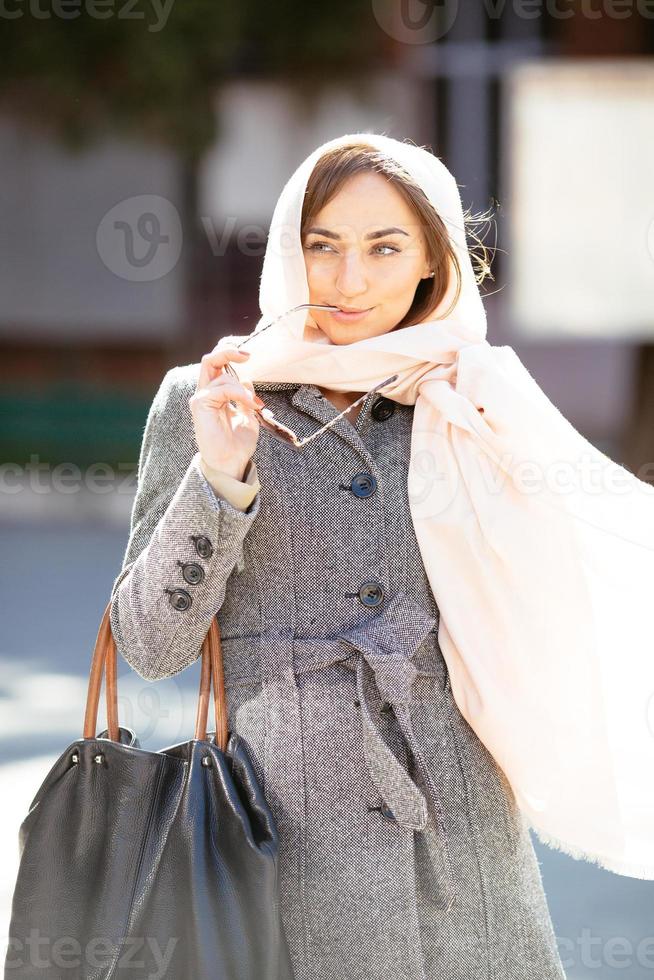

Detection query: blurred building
xmin=0 ymin=5 xmax=652 ymax=473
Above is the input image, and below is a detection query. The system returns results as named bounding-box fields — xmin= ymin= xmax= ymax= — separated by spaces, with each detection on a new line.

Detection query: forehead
xmin=311 ymin=171 xmax=418 ymax=234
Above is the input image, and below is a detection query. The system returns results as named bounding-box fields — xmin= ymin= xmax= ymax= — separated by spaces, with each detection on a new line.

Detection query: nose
xmin=335 ymin=249 xmax=368 ymax=300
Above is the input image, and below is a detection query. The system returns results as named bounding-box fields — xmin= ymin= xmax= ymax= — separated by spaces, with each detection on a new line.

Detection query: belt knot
xmin=338 ymin=595 xmax=439 ymax=832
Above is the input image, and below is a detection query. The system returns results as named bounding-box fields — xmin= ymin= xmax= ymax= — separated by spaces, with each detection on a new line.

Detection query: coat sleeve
xmin=109 ymin=366 xmax=261 ymax=682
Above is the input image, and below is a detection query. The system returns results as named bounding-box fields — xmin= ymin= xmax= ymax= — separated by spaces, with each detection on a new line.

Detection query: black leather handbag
xmin=4 ymin=601 xmax=295 ymax=980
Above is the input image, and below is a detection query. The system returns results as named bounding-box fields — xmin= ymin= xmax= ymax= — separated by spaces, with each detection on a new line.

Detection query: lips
xmin=329 ymin=307 xmax=373 ymax=322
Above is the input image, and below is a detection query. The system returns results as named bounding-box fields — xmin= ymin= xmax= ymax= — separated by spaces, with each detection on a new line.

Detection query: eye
xmin=304 ymin=241 xmax=400 ymax=256
xmin=305 ymin=241 xmax=335 ymax=253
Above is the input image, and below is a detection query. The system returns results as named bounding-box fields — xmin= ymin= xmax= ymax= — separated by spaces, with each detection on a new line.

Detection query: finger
xmin=199 ymin=346 xmax=250 ymax=388
xmin=197 ymin=346 xmax=250 ymax=389
xmin=204 ymin=376 xmax=264 ymax=408
xmin=203 ymin=375 xmax=249 ymax=389
xmin=190 ymin=381 xmax=258 ymax=413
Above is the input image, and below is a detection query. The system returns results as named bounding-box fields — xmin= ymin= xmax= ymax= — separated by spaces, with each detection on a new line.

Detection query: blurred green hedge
xmin=0 ymin=384 xmax=149 ymax=470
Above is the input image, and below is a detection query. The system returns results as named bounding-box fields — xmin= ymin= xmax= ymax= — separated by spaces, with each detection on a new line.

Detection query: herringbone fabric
xmin=110 ymin=363 xmax=567 ymax=980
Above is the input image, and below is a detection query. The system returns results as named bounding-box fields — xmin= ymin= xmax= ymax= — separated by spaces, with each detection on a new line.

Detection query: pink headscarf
xmin=234 ymin=131 xmax=654 ymax=879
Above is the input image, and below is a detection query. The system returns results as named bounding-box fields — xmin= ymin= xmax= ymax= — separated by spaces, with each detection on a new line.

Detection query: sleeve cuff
xmin=198 ymin=456 xmax=261 ymax=511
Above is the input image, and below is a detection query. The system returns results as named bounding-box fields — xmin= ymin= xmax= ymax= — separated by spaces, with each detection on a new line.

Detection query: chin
xmin=321 ymin=320 xmax=381 ymax=343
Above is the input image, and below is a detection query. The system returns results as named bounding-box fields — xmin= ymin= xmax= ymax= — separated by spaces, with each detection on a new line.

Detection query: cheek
xmin=376 ymin=259 xmax=421 ymax=298
xmin=304 ymin=259 xmax=331 ymax=290
xmin=394 ymin=253 xmax=424 ymax=280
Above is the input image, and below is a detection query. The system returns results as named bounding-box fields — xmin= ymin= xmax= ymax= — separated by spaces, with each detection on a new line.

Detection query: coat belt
xmin=335 ymin=605 xmax=457 ymax=910
xmin=221 ymin=594 xmax=446 ymax=834
xmin=335 ymin=599 xmax=444 ymax=833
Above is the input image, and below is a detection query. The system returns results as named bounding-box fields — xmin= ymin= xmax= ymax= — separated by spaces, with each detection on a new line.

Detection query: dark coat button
xmin=350 ymin=472 xmax=377 ymax=498
xmin=371 ymin=396 xmax=395 ymax=421
xmin=178 ymin=561 xmax=205 ymax=585
xmin=366 ymin=802 xmax=396 ymax=823
xmin=358 ymin=581 xmax=384 ymax=607
xmin=191 ymin=535 xmax=213 ymax=559
xmin=165 ymin=588 xmax=192 ymax=611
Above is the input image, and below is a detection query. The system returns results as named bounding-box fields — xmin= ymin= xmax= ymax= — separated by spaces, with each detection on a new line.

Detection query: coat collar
xmin=252 ymin=380 xmax=301 ymax=391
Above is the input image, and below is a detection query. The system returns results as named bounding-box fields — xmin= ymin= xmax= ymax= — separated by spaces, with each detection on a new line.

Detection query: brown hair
xmin=300 ymin=140 xmax=495 ymax=329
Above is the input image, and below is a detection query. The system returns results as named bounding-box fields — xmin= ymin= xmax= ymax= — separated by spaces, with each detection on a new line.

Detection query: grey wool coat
xmin=109 ymin=362 xmax=568 ymax=980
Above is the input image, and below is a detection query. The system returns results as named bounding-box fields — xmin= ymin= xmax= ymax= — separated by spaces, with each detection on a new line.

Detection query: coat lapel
xmin=288 ymin=384 xmax=379 ymax=467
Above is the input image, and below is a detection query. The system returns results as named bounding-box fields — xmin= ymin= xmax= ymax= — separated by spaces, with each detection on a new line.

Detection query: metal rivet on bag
xmin=201 ymin=755 xmax=212 ymax=767
xmin=94 ymin=753 xmax=105 ymax=764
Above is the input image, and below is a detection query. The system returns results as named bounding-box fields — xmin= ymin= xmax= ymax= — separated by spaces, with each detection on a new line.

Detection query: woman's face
xmin=302 ymin=171 xmax=433 ymax=345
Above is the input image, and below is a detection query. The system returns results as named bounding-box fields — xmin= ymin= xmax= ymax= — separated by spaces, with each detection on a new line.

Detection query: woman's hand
xmin=189 ymin=342 xmax=264 ymax=481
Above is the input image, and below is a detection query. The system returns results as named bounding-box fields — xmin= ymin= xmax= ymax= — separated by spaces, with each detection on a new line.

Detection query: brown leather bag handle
xmin=83 ymin=601 xmax=229 ymax=752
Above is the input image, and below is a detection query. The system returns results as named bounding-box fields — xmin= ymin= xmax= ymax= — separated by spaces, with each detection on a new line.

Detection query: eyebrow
xmin=305 ymin=225 xmax=410 ymax=241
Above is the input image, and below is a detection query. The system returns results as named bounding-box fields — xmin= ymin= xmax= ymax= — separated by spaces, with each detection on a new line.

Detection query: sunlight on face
xmin=302 ymin=171 xmax=432 ymax=345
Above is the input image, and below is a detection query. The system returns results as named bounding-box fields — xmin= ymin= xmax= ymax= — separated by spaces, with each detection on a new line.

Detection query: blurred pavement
xmin=1 ymin=510 xmax=654 ymax=978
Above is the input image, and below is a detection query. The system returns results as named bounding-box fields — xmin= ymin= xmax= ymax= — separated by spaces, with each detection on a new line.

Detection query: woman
xmin=110 ymin=134 xmax=654 ymax=979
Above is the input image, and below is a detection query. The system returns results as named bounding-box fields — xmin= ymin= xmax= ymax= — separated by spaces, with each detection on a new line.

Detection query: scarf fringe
xmin=526 ymin=816 xmax=654 ymax=881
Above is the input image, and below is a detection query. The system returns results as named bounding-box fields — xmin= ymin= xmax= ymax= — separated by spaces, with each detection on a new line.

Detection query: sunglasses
xmin=222 ymin=303 xmax=399 ymax=450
